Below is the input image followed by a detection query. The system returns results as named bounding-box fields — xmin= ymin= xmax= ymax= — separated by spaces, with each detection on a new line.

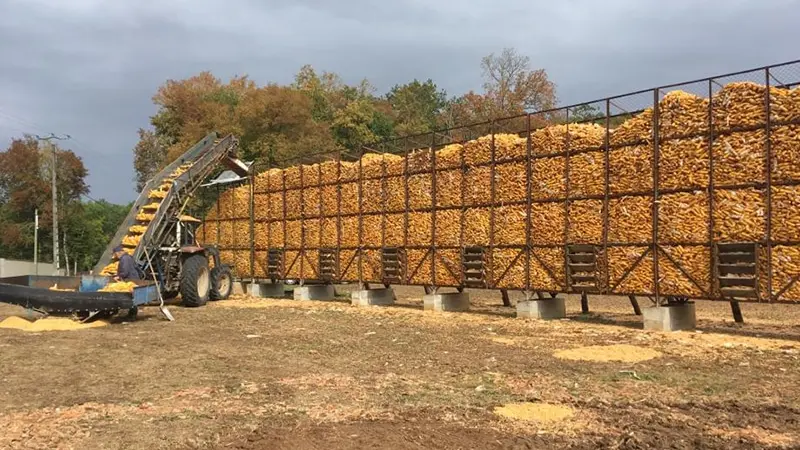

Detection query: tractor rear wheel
xmin=210 ymin=265 xmax=233 ymax=301
xmin=181 ymin=254 xmax=210 ymax=307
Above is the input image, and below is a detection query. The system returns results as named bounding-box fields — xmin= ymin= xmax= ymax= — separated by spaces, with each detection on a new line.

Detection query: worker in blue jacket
xmin=113 ymin=245 xmax=141 ymax=281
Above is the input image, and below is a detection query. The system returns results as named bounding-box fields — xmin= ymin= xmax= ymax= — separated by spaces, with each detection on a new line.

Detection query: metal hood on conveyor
xmin=202 ymin=160 xmax=254 ymax=187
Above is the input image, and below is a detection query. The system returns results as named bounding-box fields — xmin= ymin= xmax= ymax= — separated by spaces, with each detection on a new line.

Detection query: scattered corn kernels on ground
xmin=99 ymin=281 xmax=137 ymax=293
xmin=0 ymin=316 xmax=108 ymax=332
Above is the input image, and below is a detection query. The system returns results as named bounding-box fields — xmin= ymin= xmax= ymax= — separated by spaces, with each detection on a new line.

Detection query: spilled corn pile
xmin=98 ymin=281 xmax=137 ymax=293
xmin=494 ymin=402 xmax=575 ymax=423
xmin=553 ymin=344 xmax=662 ymax=363
xmin=200 ymin=81 xmax=800 ymax=301
xmin=0 ymin=316 xmax=108 ymax=332
xmin=100 ymin=163 xmax=192 ymax=276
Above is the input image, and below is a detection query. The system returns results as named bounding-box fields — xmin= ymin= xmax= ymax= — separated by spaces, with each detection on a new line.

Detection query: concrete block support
xmin=247 ymin=282 xmax=286 ymax=298
xmin=232 ymin=282 xmax=246 ymax=295
xmin=643 ymin=303 xmax=696 ymax=332
xmin=516 ymin=297 xmax=566 ymax=320
xmin=294 ymin=284 xmax=335 ymax=301
xmin=423 ymin=292 xmax=470 ymax=312
xmin=351 ymin=288 xmax=395 ymax=307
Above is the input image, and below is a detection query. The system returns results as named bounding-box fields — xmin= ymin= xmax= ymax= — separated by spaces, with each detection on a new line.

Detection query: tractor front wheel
xmin=181 ymin=254 xmax=210 ymax=307
xmin=210 ymin=265 xmax=233 ymax=301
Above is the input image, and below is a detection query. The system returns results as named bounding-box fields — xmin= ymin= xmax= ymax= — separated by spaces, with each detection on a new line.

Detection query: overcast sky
xmin=0 ymin=0 xmax=798 ymax=204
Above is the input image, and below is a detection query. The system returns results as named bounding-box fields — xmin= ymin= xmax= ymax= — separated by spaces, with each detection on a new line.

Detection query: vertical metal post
xmin=524 ymin=114 xmax=533 ymax=292
xmin=336 ymin=153 xmax=342 ymax=279
xmin=249 ymin=170 xmax=255 ymax=282
xmin=431 ymin=132 xmax=437 ymax=287
xmin=708 ymin=79 xmax=717 ymax=299
xmin=404 ymin=138 xmax=410 ymax=283
xmin=215 ymin=184 xmax=221 ymax=245
xmin=266 ymin=165 xmax=273 ymax=276
xmin=563 ymin=108 xmax=571 ymax=290
xmin=318 ymin=161 xmax=324 ymax=260
xmin=299 ymin=164 xmax=305 ymax=280
xmin=459 ymin=129 xmax=467 ymax=288
xmin=282 ymin=168 xmax=287 ymax=278
xmin=765 ymin=67 xmax=774 ymax=302
xmin=380 ymin=150 xmax=387 ymax=253
xmin=489 ymin=122 xmax=497 ymax=288
xmin=500 ymin=288 xmax=511 ymax=307
xmin=628 ymin=294 xmax=642 ymax=315
xmin=652 ymin=89 xmax=661 ymax=305
xmin=730 ymin=299 xmax=744 ymax=323
xmin=604 ymin=99 xmax=612 ymax=293
xmin=357 ymin=148 xmax=364 ymax=284
xmin=580 ymin=291 xmax=589 ymax=313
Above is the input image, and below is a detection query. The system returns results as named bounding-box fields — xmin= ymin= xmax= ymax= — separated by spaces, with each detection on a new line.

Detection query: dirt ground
xmin=1 ymin=286 xmax=799 ymax=449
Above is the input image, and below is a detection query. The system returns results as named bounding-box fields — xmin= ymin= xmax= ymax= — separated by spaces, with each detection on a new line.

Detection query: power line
xmin=0 ymin=121 xmax=32 ymax=136
xmin=0 ymin=108 xmax=49 ymax=135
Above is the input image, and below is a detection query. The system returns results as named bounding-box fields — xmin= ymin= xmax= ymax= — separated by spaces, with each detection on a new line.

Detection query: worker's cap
xmin=113 ymin=245 xmax=124 ymax=253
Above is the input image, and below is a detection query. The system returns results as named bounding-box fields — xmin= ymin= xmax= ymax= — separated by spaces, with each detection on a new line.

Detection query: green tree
xmin=387 ymin=79 xmax=447 ymax=135
xmin=331 ymin=99 xmax=379 ymax=151
xmin=62 ymin=200 xmax=131 ymax=271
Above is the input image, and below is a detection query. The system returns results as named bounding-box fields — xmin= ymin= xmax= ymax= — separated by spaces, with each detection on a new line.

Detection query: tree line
xmin=133 ymin=48 xmax=558 ymax=190
xmin=0 ymin=136 xmax=130 ymax=272
xmin=0 ymin=48 xmax=558 ymax=271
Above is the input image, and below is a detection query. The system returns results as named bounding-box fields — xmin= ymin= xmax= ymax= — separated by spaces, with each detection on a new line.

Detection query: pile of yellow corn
xmin=98 ymin=281 xmax=137 ymax=293
xmin=201 ymin=82 xmax=800 ymax=301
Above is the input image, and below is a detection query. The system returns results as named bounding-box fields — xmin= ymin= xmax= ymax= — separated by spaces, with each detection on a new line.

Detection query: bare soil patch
xmin=0 ymin=287 xmax=799 ymax=449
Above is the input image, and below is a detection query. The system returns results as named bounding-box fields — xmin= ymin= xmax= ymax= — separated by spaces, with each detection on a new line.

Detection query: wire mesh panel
xmin=201 ymin=60 xmax=800 ymax=303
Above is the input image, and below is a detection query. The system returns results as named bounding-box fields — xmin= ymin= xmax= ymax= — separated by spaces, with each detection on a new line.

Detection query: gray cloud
xmin=0 ymin=0 xmax=798 ymax=203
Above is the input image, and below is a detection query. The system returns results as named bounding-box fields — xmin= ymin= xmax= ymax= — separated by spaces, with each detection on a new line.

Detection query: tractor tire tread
xmin=181 ymin=254 xmax=209 ymax=307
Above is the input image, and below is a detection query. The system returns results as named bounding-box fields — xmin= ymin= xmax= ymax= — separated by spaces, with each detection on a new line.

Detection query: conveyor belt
xmin=0 ymin=283 xmax=133 ymax=314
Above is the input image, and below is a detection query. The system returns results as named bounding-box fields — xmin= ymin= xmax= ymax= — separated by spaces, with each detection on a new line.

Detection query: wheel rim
xmin=197 ymin=267 xmax=210 ymax=298
xmin=219 ymin=274 xmax=231 ymax=296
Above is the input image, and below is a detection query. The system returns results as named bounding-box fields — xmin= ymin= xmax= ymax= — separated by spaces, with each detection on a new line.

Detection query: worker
xmin=112 ymin=245 xmax=141 ymax=281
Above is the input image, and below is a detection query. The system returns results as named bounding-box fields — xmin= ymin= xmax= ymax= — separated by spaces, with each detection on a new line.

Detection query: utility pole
xmin=35 ymin=133 xmax=70 ymax=274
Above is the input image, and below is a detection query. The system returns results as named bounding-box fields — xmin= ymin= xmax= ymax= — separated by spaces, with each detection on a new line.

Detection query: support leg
xmin=424 ymin=285 xmax=432 ymax=295
xmin=580 ymin=292 xmax=589 ymax=314
xmin=536 ymin=291 xmax=546 ymax=300
xmin=500 ymin=289 xmax=510 ymax=307
xmin=730 ymin=300 xmax=744 ymax=324
xmin=628 ymin=295 xmax=642 ymax=316
xmin=549 ymin=292 xmax=557 ymax=298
